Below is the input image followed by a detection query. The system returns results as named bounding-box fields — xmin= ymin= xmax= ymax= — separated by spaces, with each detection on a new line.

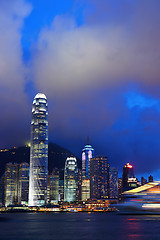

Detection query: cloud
xmin=32 ymin=0 xmax=160 ymax=98
xmin=126 ymin=92 xmax=160 ymax=110
xmin=29 ymin=0 xmax=160 ymax=176
xmin=0 ymin=0 xmax=32 ymax=147
xmin=1 ymin=0 xmax=160 ymax=177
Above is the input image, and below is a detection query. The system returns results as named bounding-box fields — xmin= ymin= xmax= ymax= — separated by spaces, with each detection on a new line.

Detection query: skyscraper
xmin=64 ymin=157 xmax=78 ymax=202
xmin=122 ymin=163 xmax=137 ymax=192
xmin=18 ymin=163 xmax=29 ymax=205
xmin=47 ymin=169 xmax=59 ymax=204
xmin=4 ymin=163 xmax=19 ymax=206
xmin=28 ymin=93 xmax=48 ymax=206
xmin=82 ymin=138 xmax=94 ymax=180
xmin=109 ymin=167 xmax=118 ymax=199
xmin=90 ymin=156 xmax=110 ymax=199
xmin=81 ymin=138 xmax=94 ymax=200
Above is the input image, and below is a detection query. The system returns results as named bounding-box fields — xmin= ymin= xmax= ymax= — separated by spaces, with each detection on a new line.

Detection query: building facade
xmin=90 ymin=156 xmax=110 ymax=199
xmin=4 ymin=163 xmax=19 ymax=206
xmin=109 ymin=167 xmax=118 ymax=199
xmin=64 ymin=157 xmax=78 ymax=202
xmin=82 ymin=141 xmax=94 ymax=180
xmin=47 ymin=169 xmax=59 ymax=204
xmin=18 ymin=163 xmax=29 ymax=205
xmin=0 ymin=174 xmax=5 ymax=206
xmin=81 ymin=179 xmax=90 ymax=201
xmin=122 ymin=163 xmax=137 ymax=192
xmin=28 ymin=93 xmax=48 ymax=206
xmin=81 ymin=139 xmax=94 ymax=200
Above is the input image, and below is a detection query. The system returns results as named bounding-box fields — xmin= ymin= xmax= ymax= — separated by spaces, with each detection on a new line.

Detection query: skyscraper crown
xmin=35 ymin=93 xmax=47 ymax=99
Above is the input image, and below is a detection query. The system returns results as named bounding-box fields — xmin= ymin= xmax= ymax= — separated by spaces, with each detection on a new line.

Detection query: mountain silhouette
xmin=0 ymin=142 xmax=81 ymax=178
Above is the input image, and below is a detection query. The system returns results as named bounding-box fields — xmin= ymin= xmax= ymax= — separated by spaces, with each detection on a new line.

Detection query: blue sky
xmin=0 ymin=0 xmax=160 ymax=179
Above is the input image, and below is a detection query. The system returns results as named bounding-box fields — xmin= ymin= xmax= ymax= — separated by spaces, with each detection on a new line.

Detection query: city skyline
xmin=0 ymin=0 xmax=160 ymax=179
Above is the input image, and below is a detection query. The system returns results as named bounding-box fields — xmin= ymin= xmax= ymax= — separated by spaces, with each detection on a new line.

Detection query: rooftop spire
xmin=87 ymin=136 xmax=89 ymax=145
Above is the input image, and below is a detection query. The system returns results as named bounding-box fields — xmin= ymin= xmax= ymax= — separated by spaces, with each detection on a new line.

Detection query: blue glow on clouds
xmin=126 ymin=92 xmax=160 ymax=111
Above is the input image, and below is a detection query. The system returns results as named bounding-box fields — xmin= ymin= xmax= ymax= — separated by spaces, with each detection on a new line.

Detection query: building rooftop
xmin=82 ymin=145 xmax=94 ymax=151
xmin=34 ymin=93 xmax=47 ymax=100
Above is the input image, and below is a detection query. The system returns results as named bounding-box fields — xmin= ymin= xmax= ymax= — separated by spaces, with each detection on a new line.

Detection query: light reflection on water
xmin=0 ymin=213 xmax=160 ymax=240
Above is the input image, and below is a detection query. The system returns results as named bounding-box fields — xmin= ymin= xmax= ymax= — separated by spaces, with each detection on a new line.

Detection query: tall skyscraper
xmin=64 ymin=157 xmax=78 ymax=202
xmin=109 ymin=167 xmax=118 ymax=199
xmin=18 ymin=163 xmax=29 ymax=205
xmin=122 ymin=163 xmax=137 ymax=192
xmin=90 ymin=156 xmax=110 ymax=199
xmin=82 ymin=137 xmax=94 ymax=180
xmin=81 ymin=138 xmax=94 ymax=200
xmin=4 ymin=163 xmax=19 ymax=206
xmin=28 ymin=93 xmax=48 ymax=206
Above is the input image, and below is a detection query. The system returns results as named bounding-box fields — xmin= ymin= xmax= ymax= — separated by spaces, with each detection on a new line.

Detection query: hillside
xmin=0 ymin=142 xmax=81 ymax=178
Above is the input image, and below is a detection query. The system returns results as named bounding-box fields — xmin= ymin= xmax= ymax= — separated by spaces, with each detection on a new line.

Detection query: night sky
xmin=0 ymin=0 xmax=160 ymax=179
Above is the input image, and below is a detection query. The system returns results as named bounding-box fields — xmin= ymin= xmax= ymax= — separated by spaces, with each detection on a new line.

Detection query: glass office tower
xmin=18 ymin=163 xmax=29 ymax=205
xmin=4 ymin=163 xmax=19 ymax=206
xmin=90 ymin=156 xmax=110 ymax=199
xmin=122 ymin=163 xmax=137 ymax=192
xmin=81 ymin=138 xmax=94 ymax=200
xmin=28 ymin=93 xmax=48 ymax=206
xmin=47 ymin=169 xmax=59 ymax=204
xmin=109 ymin=167 xmax=118 ymax=199
xmin=64 ymin=157 xmax=78 ymax=202
xmin=82 ymin=140 xmax=94 ymax=180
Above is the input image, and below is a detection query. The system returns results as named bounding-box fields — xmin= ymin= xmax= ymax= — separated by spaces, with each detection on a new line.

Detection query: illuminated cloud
xmin=1 ymin=0 xmax=160 ymax=176
xmin=126 ymin=92 xmax=160 ymax=110
xmin=32 ymin=0 xmax=160 ymax=97
xmin=29 ymin=0 xmax=160 ymax=175
xmin=0 ymin=0 xmax=32 ymax=147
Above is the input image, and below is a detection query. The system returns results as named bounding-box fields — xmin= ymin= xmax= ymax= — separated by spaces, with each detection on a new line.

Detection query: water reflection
xmin=0 ymin=213 xmax=160 ymax=240
xmin=126 ymin=218 xmax=142 ymax=240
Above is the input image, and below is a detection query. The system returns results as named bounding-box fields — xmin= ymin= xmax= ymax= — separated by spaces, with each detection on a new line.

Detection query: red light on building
xmin=125 ymin=163 xmax=133 ymax=169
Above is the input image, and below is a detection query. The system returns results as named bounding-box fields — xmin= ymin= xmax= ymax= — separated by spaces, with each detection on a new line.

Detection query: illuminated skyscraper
xmin=81 ymin=179 xmax=90 ymax=201
xmin=81 ymin=138 xmax=94 ymax=200
xmin=4 ymin=163 xmax=19 ymax=206
xmin=47 ymin=169 xmax=59 ymax=204
xmin=90 ymin=156 xmax=110 ymax=199
xmin=122 ymin=163 xmax=137 ymax=192
xmin=28 ymin=93 xmax=48 ymax=206
xmin=82 ymin=138 xmax=94 ymax=180
xmin=18 ymin=163 xmax=29 ymax=205
xmin=64 ymin=157 xmax=78 ymax=202
xmin=109 ymin=167 xmax=118 ymax=199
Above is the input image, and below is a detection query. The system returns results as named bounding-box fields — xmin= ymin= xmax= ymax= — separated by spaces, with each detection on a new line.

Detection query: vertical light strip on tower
xmin=28 ymin=93 xmax=48 ymax=206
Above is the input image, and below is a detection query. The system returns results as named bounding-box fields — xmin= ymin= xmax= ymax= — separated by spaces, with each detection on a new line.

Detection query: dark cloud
xmin=1 ymin=0 xmax=160 ymax=178
xmin=0 ymin=0 xmax=32 ymax=147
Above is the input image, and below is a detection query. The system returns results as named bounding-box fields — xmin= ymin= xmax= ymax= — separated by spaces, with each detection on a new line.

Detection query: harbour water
xmin=0 ymin=212 xmax=160 ymax=240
